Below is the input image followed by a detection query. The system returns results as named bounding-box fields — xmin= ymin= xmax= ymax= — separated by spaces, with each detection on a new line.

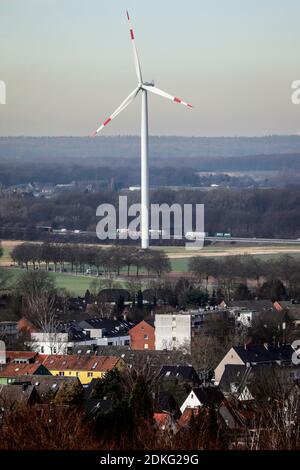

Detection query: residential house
xmin=0 ymin=383 xmax=40 ymax=416
xmin=78 ymin=318 xmax=132 ymax=346
xmin=29 ymin=323 xmax=95 ymax=355
xmin=10 ymin=375 xmax=83 ymax=403
xmin=5 ymin=351 xmax=39 ymax=364
xmin=219 ymin=300 xmax=276 ymax=328
xmin=40 ymin=354 xmax=125 ymax=385
xmin=158 ymin=365 xmax=201 ymax=387
xmin=180 ymin=387 xmax=224 ymax=414
xmin=219 ymin=362 xmax=300 ymax=401
xmin=129 ymin=320 xmax=155 ymax=350
xmin=0 ymin=363 xmax=51 ymax=385
xmin=214 ymin=343 xmax=297 ymax=385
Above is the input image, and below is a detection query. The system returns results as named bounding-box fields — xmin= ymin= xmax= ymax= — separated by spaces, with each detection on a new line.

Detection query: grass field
xmin=2 ymin=240 xmax=300 ymax=295
xmin=5 ymin=267 xmax=97 ymax=296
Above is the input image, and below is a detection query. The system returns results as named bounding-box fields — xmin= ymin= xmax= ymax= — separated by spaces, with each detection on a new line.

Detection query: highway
xmin=52 ymin=230 xmax=300 ymax=245
xmin=205 ymin=237 xmax=300 ymax=245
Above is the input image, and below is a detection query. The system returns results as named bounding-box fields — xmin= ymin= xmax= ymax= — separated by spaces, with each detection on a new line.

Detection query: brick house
xmin=128 ymin=320 xmax=155 ymax=350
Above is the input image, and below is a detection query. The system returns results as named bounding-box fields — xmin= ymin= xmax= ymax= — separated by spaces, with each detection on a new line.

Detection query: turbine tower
xmin=91 ymin=11 xmax=192 ymax=249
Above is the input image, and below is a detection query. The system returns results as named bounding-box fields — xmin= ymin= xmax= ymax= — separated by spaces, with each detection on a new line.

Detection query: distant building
xmin=0 ymin=321 xmax=18 ymax=340
xmin=219 ymin=300 xmax=276 ymax=328
xmin=128 ymin=320 xmax=155 ymax=350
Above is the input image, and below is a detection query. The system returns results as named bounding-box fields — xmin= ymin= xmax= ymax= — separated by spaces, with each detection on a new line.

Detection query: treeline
xmin=0 ymin=161 xmax=199 ymax=188
xmin=2 ymin=186 xmax=300 ymax=237
xmin=11 ymin=243 xmax=171 ymax=278
xmin=189 ymin=254 xmax=300 ymax=300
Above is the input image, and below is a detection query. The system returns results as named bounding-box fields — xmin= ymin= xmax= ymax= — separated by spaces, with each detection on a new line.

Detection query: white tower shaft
xmin=141 ymin=89 xmax=149 ymax=249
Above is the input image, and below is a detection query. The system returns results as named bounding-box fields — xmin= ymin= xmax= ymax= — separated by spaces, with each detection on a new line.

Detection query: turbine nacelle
xmin=143 ymin=81 xmax=155 ymax=87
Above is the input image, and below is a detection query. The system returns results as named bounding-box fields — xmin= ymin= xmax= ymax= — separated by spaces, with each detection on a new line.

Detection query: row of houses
xmin=1 ymin=342 xmax=300 ymax=439
xmin=2 ymin=299 xmax=299 ymax=359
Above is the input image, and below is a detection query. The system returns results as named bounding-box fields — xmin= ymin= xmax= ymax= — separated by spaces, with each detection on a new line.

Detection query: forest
xmin=1 ymin=186 xmax=300 ymax=238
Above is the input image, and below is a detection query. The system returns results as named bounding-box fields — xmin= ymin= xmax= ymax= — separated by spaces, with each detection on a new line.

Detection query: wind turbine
xmin=91 ymin=11 xmax=193 ymax=249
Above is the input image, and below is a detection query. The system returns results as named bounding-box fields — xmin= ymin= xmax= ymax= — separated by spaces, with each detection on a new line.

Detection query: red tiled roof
xmin=6 ymin=351 xmax=38 ymax=362
xmin=154 ymin=412 xmax=169 ymax=425
xmin=128 ymin=320 xmax=155 ymax=333
xmin=40 ymin=354 xmax=121 ymax=372
xmin=177 ymin=407 xmax=201 ymax=429
xmin=0 ymin=363 xmax=48 ymax=377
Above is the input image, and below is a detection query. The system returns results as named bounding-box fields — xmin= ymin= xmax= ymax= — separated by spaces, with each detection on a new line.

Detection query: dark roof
xmin=10 ymin=375 xmax=82 ymax=401
xmin=191 ymin=387 xmax=224 ymax=407
xmin=233 ymin=344 xmax=294 ymax=365
xmin=78 ymin=318 xmax=134 ymax=336
xmin=219 ymin=365 xmax=251 ymax=395
xmin=0 ymin=384 xmax=40 ymax=409
xmin=153 ymin=391 xmax=180 ymax=416
xmin=84 ymin=397 xmax=113 ymax=415
xmin=158 ymin=366 xmax=201 ymax=385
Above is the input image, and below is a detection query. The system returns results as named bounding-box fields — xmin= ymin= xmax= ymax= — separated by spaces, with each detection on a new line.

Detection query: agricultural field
xmin=2 ymin=240 xmax=300 ymax=296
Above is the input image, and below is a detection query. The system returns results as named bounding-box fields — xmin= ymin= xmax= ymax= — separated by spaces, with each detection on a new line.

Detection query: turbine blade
xmin=143 ymin=85 xmax=193 ymax=109
xmin=90 ymin=87 xmax=140 ymax=136
xmin=126 ymin=10 xmax=143 ymax=83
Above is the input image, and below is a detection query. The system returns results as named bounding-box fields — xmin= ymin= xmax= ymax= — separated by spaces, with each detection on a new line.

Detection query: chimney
xmin=244 ymin=344 xmax=247 ymax=350
xmin=264 ymin=342 xmax=269 ymax=350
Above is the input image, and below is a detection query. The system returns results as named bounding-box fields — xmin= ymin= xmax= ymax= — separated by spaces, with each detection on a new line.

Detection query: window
xmin=144 ymin=344 xmax=148 ymax=349
xmin=87 ymin=372 xmax=93 ymax=378
xmin=58 ymin=371 xmax=64 ymax=376
xmin=41 ymin=346 xmax=44 ymax=353
xmin=144 ymin=334 xmax=148 ymax=340
xmin=53 ymin=347 xmax=57 ymax=354
xmin=76 ymin=372 xmax=79 ymax=377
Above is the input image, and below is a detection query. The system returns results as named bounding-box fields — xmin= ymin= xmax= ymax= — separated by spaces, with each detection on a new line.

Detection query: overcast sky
xmin=0 ymin=0 xmax=300 ymax=136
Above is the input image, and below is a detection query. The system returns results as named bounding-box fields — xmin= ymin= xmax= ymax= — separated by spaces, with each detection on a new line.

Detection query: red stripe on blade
xmin=174 ymin=97 xmax=181 ymax=104
xmin=130 ymin=29 xmax=135 ymax=40
xmin=188 ymin=103 xmax=193 ymax=108
xmin=104 ymin=118 xmax=111 ymax=126
xmin=90 ymin=131 xmax=97 ymax=138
